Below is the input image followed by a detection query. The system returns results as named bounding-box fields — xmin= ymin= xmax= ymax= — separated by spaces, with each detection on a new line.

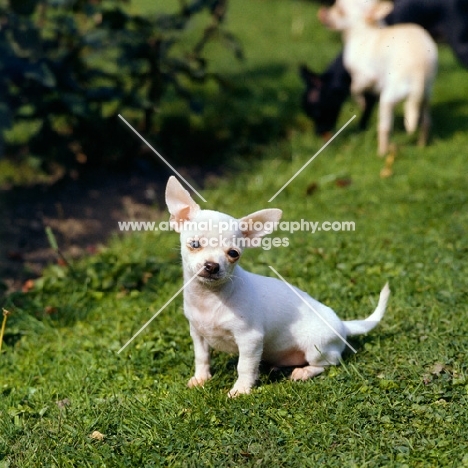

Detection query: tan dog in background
xmin=319 ymin=0 xmax=438 ymax=156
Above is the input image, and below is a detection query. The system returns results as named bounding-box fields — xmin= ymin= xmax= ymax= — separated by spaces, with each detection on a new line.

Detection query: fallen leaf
xmin=335 ymin=177 xmax=352 ymax=188
xmin=90 ymin=430 xmax=105 ymax=441
xmin=56 ymin=398 xmax=71 ymax=409
xmin=431 ymin=362 xmax=445 ymax=376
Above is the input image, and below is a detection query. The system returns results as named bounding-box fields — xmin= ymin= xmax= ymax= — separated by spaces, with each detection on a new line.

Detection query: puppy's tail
xmin=343 ymin=283 xmax=390 ymax=337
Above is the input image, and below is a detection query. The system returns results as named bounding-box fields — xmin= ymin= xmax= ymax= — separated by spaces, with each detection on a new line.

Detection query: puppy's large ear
xmin=366 ymin=1 xmax=393 ymax=23
xmin=165 ymin=176 xmax=200 ymax=232
xmin=239 ymin=209 xmax=282 ymax=240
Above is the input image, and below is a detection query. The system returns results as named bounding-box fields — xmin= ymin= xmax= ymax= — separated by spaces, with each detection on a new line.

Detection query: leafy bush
xmin=0 ymin=0 xmax=240 ymax=168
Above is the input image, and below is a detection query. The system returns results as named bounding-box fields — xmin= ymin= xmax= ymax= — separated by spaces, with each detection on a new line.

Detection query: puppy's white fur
xmin=166 ymin=176 xmax=390 ymax=396
xmin=319 ymin=0 xmax=438 ymax=156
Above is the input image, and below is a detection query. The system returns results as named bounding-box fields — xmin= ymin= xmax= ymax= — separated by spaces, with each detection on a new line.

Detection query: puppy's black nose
xmin=204 ymin=262 xmax=220 ymax=274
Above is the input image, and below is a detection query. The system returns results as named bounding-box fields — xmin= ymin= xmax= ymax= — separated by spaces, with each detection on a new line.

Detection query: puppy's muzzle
xmin=204 ymin=261 xmax=219 ymax=274
xmin=198 ymin=261 xmax=222 ymax=280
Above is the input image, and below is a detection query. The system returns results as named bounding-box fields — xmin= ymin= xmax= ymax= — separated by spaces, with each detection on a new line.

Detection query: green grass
xmin=1 ymin=0 xmax=468 ymax=466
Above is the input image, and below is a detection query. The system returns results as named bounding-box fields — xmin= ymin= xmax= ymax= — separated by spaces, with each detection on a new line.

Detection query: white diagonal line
xmin=118 ymin=114 xmax=207 ymax=203
xmin=268 ymin=115 xmax=356 ymax=202
xmin=268 ymin=265 xmax=357 ymax=353
xmin=117 ymin=267 xmax=204 ymax=354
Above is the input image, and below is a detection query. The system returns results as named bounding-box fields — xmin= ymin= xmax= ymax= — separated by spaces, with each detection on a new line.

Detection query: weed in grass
xmin=0 ymin=308 xmax=10 ymax=353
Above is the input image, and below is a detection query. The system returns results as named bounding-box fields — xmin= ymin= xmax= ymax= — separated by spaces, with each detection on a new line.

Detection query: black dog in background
xmin=300 ymin=55 xmax=378 ymax=138
xmin=302 ymin=0 xmax=468 ymax=137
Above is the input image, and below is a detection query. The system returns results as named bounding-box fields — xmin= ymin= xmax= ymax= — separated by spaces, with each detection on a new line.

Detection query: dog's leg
xmin=378 ymin=99 xmax=395 ymax=157
xmin=403 ymin=96 xmax=422 ymax=135
xmin=187 ymin=325 xmax=212 ymax=388
xmin=350 ymin=77 xmax=369 ymax=111
xmin=417 ymin=99 xmax=431 ymax=147
xmin=291 ymin=346 xmax=342 ymax=381
xmin=291 ymin=365 xmax=325 ymax=381
xmin=228 ymin=334 xmax=263 ymax=397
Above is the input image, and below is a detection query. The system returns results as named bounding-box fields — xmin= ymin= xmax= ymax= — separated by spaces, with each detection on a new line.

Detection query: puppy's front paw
xmin=228 ymin=383 xmax=252 ymax=398
xmin=187 ymin=374 xmax=211 ymax=388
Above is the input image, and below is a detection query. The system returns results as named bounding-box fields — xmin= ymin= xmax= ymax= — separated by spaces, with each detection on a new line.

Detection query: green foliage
xmin=0 ymin=0 xmax=238 ymax=167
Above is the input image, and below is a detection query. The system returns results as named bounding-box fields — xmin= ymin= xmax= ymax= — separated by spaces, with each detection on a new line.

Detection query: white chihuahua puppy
xmin=319 ymin=0 xmax=438 ymax=156
xmin=166 ymin=176 xmax=390 ymax=396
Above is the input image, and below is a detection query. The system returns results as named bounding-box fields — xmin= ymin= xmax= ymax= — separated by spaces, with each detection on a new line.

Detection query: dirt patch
xmin=0 ymin=165 xmax=216 ymax=293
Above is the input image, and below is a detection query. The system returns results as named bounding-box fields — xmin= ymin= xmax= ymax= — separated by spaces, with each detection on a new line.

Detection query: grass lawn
xmin=1 ymin=0 xmax=468 ymax=466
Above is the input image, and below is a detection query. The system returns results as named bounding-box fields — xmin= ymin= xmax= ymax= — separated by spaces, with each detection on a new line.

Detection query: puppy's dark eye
xmin=227 ymin=249 xmax=240 ymax=259
xmin=189 ymin=239 xmax=201 ymax=249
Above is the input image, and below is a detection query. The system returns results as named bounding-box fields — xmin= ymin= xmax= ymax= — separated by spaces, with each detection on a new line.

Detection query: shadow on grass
xmin=0 ymin=168 xmax=173 ymax=290
xmin=431 ymin=99 xmax=468 ymax=140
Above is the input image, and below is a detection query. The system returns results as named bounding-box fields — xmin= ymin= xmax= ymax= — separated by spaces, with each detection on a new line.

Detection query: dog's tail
xmin=343 ymin=283 xmax=390 ymax=337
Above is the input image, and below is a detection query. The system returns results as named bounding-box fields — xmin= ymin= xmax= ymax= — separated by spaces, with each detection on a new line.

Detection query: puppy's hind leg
xmin=291 ymin=365 xmax=325 ymax=381
xmin=417 ymin=99 xmax=431 ymax=147
xmin=290 ymin=346 xmax=343 ymax=381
